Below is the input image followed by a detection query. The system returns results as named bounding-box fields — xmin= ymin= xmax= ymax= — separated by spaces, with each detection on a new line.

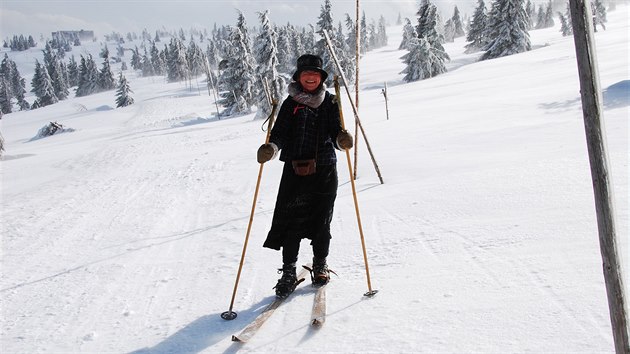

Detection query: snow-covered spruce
xmin=115 ymin=73 xmax=134 ymax=108
xmin=481 ymin=0 xmax=531 ymax=61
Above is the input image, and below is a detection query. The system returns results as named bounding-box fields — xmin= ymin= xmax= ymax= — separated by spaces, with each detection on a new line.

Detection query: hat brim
xmin=292 ymin=67 xmax=328 ymax=81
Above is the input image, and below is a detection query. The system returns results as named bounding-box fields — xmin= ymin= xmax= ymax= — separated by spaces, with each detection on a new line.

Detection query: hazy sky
xmin=0 ymin=0 xmax=476 ymax=39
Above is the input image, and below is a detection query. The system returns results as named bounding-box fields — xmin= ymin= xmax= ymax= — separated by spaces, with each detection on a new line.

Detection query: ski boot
xmin=273 ymin=264 xmax=299 ymax=299
xmin=310 ymin=257 xmax=334 ymax=286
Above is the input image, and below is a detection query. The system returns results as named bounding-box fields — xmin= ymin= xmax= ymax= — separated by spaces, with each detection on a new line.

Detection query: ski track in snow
xmin=1 ymin=7 xmax=628 ymax=354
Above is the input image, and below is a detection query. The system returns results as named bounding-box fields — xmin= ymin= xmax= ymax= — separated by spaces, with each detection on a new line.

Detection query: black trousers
xmin=282 ymin=232 xmax=330 ymax=265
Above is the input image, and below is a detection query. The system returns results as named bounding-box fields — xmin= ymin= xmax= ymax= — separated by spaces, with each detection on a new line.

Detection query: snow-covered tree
xmin=534 ymin=2 xmax=554 ymax=29
xmin=359 ymin=12 xmax=368 ymax=54
xmin=316 ymin=0 xmax=335 ymax=51
xmin=452 ymin=6 xmax=466 ymax=38
xmin=481 ymin=0 xmax=531 ymax=61
xmin=526 ymin=0 xmax=535 ymax=29
xmin=559 ymin=3 xmax=573 ymax=36
xmin=217 ymin=25 xmax=257 ymax=116
xmin=115 ymin=73 xmax=134 ymax=108
xmin=31 ymin=60 xmax=58 ymax=107
xmin=465 ymin=0 xmax=489 ymax=53
xmin=544 ymin=1 xmax=555 ymax=28
xmin=187 ymin=39 xmax=206 ymax=78
xmin=400 ymin=37 xmax=431 ymax=82
xmin=236 ymin=11 xmax=252 ymax=55
xmin=335 ymin=21 xmax=356 ymax=84
xmin=98 ymin=47 xmax=116 ymax=91
xmin=76 ymin=54 xmax=99 ymax=97
xmin=414 ymin=0 xmax=449 ymax=74
xmin=0 ymin=130 xmax=5 ymax=157
xmin=316 ymin=0 xmax=336 ymax=84
xmin=1 ymin=54 xmax=29 ymax=111
xmin=54 ymin=60 xmax=69 ymax=100
xmin=416 ymin=0 xmax=435 ymax=39
xmin=131 ymin=46 xmax=142 ymax=70
xmin=592 ymin=0 xmax=607 ymax=31
xmin=276 ymin=26 xmax=294 ymax=75
xmin=167 ymin=37 xmax=189 ymax=82
xmin=399 ymin=18 xmax=417 ymax=50
xmin=0 ymin=76 xmax=12 ymax=114
xmin=344 ymin=14 xmax=358 ymax=57
xmin=253 ymin=10 xmax=285 ymax=119
xmin=67 ymin=55 xmax=80 ymax=87
xmin=150 ymin=41 xmax=165 ymax=75
xmin=301 ymin=26 xmax=316 ymax=55
xmin=376 ymin=16 xmax=389 ymax=48
xmin=141 ymin=47 xmax=154 ymax=77
xmin=401 ymin=1 xmax=449 ymax=81
xmin=290 ymin=26 xmax=305 ymax=67
xmin=444 ymin=19 xmax=456 ymax=43
xmin=43 ymin=42 xmax=69 ymax=100
xmin=535 ymin=5 xmax=546 ymax=29
xmin=205 ymin=39 xmax=220 ymax=70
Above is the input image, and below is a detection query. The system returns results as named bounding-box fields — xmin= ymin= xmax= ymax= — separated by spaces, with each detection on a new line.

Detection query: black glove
xmin=337 ymin=130 xmax=353 ymax=150
xmin=257 ymin=143 xmax=275 ymax=163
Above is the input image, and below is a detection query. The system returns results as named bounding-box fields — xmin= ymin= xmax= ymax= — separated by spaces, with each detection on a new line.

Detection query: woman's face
xmin=299 ymin=70 xmax=322 ymax=92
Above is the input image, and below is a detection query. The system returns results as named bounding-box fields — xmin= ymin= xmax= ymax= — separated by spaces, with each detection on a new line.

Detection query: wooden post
xmin=569 ymin=0 xmax=629 ymax=352
xmin=353 ymin=0 xmax=360 ymax=180
xmin=382 ymin=81 xmax=389 ymax=120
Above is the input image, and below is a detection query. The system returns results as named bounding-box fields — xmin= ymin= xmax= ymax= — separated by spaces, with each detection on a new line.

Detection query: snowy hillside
xmin=1 ymin=7 xmax=628 ymax=354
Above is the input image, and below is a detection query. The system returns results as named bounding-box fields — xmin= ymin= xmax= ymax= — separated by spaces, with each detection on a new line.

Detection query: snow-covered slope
xmin=1 ymin=8 xmax=628 ymax=353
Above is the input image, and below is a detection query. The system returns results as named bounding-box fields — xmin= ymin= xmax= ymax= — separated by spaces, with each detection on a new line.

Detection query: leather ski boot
xmin=273 ymin=264 xmax=298 ymax=299
xmin=311 ymin=257 xmax=331 ymax=286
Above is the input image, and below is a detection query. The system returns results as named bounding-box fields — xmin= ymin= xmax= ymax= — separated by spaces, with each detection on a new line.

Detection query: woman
xmin=257 ymin=54 xmax=353 ymax=298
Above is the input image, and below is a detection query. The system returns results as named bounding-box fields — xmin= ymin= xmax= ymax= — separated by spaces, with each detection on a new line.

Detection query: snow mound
xmin=30 ymin=122 xmax=75 ymax=141
xmin=603 ymin=80 xmax=630 ymax=109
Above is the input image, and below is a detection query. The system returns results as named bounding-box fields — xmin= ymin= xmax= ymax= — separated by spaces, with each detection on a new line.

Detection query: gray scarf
xmin=288 ymin=82 xmax=326 ymax=108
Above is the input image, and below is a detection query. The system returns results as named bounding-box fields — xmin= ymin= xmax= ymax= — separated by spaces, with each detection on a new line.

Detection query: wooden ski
xmin=231 ymin=268 xmax=308 ymax=343
xmin=310 ymin=284 xmax=327 ymax=327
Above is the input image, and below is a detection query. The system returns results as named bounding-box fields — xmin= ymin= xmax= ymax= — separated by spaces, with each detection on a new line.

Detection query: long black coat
xmin=263 ymin=91 xmax=343 ymax=250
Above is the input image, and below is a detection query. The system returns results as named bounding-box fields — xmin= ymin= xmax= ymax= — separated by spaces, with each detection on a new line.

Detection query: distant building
xmin=52 ymin=30 xmax=94 ymax=42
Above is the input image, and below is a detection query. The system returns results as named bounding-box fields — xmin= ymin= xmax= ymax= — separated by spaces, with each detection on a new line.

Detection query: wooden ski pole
xmin=334 ymin=76 xmax=378 ymax=297
xmin=322 ymin=30 xmax=384 ymax=185
xmin=221 ymin=100 xmax=278 ymax=320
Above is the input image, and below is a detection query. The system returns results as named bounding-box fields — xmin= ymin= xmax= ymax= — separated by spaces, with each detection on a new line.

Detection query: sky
xmin=0 ymin=0 xmax=475 ymax=40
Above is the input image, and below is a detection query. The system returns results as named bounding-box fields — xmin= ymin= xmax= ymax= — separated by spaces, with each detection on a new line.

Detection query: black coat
xmin=269 ymin=91 xmax=342 ymax=166
xmin=263 ymin=91 xmax=342 ymax=250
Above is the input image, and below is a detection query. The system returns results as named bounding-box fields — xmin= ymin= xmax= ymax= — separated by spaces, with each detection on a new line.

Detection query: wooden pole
xmin=568 ymin=0 xmax=629 ymax=351
xmin=334 ymin=76 xmax=377 ymax=298
xmin=353 ymin=0 xmax=360 ymax=180
xmin=323 ymin=30 xmax=384 ymax=185
xmin=382 ymin=81 xmax=389 ymax=120
xmin=221 ymin=101 xmax=278 ymax=320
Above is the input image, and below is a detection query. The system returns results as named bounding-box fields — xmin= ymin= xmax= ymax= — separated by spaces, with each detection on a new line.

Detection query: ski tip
xmin=231 ymin=335 xmax=242 ymax=342
xmin=311 ymin=318 xmax=325 ymax=327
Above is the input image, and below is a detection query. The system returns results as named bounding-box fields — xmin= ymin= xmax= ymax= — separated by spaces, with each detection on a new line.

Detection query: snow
xmin=1 ymin=7 xmax=628 ymax=353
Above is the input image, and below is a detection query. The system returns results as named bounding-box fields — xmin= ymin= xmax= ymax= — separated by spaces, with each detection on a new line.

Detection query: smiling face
xmin=299 ymin=70 xmax=322 ymax=93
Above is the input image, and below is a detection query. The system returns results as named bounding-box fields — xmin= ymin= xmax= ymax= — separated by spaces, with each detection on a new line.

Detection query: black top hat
xmin=292 ymin=54 xmax=328 ymax=82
